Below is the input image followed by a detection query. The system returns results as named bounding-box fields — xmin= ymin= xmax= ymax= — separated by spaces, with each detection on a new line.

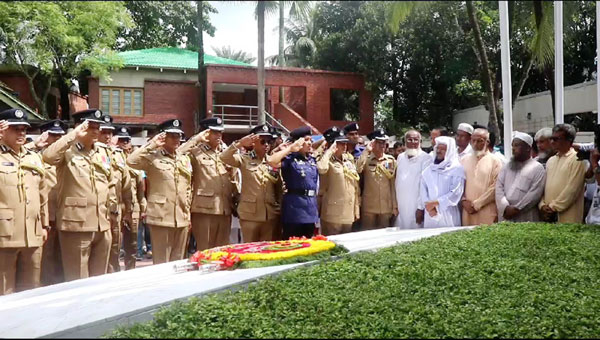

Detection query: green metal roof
xmin=118 ymin=47 xmax=252 ymax=70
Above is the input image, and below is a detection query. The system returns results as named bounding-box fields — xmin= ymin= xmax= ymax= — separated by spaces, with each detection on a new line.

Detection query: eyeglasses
xmin=259 ymin=138 xmax=271 ymax=145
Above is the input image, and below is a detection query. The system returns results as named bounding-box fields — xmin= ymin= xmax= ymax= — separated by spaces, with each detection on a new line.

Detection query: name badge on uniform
xmin=2 ymin=162 xmax=14 ymax=166
xmin=73 ymin=156 xmax=84 ymax=161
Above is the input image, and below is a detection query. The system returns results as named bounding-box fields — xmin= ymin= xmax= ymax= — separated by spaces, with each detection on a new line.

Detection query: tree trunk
xmin=466 ymin=1 xmax=500 ymax=143
xmin=196 ymin=1 xmax=206 ymax=129
xmin=257 ymin=1 xmax=266 ymax=125
xmin=512 ymin=55 xmax=534 ymax=107
xmin=278 ymin=1 xmax=285 ymax=103
xmin=57 ymin=78 xmax=70 ymax=121
xmin=22 ymin=69 xmax=49 ymax=118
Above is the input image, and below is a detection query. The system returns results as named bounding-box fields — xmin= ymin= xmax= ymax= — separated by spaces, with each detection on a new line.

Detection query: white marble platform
xmin=0 ymin=226 xmax=474 ymax=338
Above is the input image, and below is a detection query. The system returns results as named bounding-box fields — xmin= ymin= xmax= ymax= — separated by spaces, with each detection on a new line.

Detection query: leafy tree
xmin=267 ymin=7 xmax=318 ymax=68
xmin=211 ymin=45 xmax=256 ymax=64
xmin=0 ymin=1 xmax=132 ymax=118
xmin=117 ymin=1 xmax=216 ymax=51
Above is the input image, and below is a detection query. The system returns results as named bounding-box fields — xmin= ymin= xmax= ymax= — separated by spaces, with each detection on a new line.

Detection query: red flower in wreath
xmin=312 ymin=235 xmax=328 ymax=241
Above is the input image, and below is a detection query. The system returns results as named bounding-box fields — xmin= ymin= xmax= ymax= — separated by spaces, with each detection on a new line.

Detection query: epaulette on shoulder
xmin=0 ymin=145 xmax=8 ymax=153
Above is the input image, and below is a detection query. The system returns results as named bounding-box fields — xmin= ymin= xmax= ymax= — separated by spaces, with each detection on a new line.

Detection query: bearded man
xmin=393 ymin=130 xmax=432 ymax=229
xmin=460 ymin=127 xmax=503 ymax=225
xmin=495 ymin=132 xmax=546 ymax=222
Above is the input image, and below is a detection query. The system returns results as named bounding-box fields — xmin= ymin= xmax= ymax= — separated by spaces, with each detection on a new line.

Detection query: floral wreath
xmin=189 ymin=235 xmax=336 ymax=270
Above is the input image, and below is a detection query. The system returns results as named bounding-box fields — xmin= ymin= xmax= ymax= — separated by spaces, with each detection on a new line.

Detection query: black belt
xmin=287 ymin=189 xmax=316 ymax=197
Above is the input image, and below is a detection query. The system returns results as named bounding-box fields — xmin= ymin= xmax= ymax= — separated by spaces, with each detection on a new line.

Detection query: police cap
xmin=199 ymin=117 xmax=224 ymax=132
xmin=250 ymin=124 xmax=272 ymax=137
xmin=39 ymin=120 xmax=66 ymax=134
xmin=367 ymin=129 xmax=388 ymax=141
xmin=0 ymin=108 xmax=30 ymax=127
xmin=289 ymin=126 xmax=312 ymax=141
xmin=157 ymin=119 xmax=184 ymax=134
xmin=72 ymin=109 xmax=104 ymax=124
xmin=115 ymin=126 xmax=131 ymax=139
xmin=343 ymin=122 xmax=359 ymax=133
xmin=100 ymin=114 xmax=115 ymax=130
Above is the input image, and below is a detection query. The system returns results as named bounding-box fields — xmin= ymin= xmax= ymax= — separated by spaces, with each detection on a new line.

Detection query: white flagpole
xmin=597 ymin=1 xmax=600 ymax=123
xmin=555 ymin=1 xmax=564 ymax=124
xmin=499 ymin=1 xmax=513 ymax=159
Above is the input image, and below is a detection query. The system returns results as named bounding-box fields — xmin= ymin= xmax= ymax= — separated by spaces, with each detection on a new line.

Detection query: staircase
xmin=212 ymin=104 xmax=290 ymax=134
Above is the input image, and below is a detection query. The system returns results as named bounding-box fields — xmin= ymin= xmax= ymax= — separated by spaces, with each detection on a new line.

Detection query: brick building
xmin=87 ymin=47 xmax=374 ymax=141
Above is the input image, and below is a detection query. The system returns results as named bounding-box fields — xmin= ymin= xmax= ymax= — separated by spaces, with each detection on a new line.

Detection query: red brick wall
xmin=88 ymin=77 xmax=99 ymax=110
xmin=89 ymin=78 xmax=198 ymax=137
xmin=0 ymin=74 xmax=39 ymax=111
xmin=206 ymin=65 xmax=374 ymax=135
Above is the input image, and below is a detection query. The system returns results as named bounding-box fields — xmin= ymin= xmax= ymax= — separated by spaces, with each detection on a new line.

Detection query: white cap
xmin=512 ymin=131 xmax=533 ymax=146
xmin=457 ymin=123 xmax=474 ymax=135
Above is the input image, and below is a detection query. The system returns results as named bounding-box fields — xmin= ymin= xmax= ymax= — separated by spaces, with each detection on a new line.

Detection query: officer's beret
xmin=115 ymin=126 xmax=131 ymax=139
xmin=0 ymin=108 xmax=30 ymax=127
xmin=72 ymin=109 xmax=104 ymax=124
xmin=367 ymin=129 xmax=388 ymax=141
xmin=39 ymin=120 xmax=66 ymax=134
xmin=250 ymin=124 xmax=272 ymax=137
xmin=199 ymin=117 xmax=224 ymax=132
xmin=157 ymin=119 xmax=184 ymax=134
xmin=289 ymin=126 xmax=312 ymax=141
xmin=100 ymin=114 xmax=115 ymax=130
xmin=323 ymin=126 xmax=341 ymax=144
xmin=343 ymin=122 xmax=359 ymax=133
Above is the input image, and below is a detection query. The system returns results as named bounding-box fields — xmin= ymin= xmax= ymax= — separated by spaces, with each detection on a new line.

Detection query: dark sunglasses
xmin=259 ymin=138 xmax=272 ymax=145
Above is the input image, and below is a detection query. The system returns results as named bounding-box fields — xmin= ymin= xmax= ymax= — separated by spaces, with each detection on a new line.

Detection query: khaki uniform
xmin=42 ymin=133 xmax=113 ymax=281
xmin=25 ymin=142 xmax=63 ymax=285
xmin=0 ymin=144 xmax=48 ymax=295
xmin=220 ymin=145 xmax=281 ymax=242
xmin=317 ymin=149 xmax=360 ymax=235
xmin=127 ymin=142 xmax=192 ymax=264
xmin=356 ymin=151 xmax=397 ymax=229
xmin=122 ymin=167 xmax=146 ymax=270
xmin=179 ymin=138 xmax=234 ymax=250
xmin=105 ymin=145 xmax=132 ymax=273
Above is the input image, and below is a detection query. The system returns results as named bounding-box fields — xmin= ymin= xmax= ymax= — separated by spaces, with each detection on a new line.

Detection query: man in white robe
xmin=394 ymin=130 xmax=432 ymax=229
xmin=420 ymin=137 xmax=466 ymax=228
xmin=495 ymin=132 xmax=546 ymax=222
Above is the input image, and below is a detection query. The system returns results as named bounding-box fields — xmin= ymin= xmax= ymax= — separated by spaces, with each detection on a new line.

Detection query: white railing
xmin=212 ymin=105 xmax=290 ymax=134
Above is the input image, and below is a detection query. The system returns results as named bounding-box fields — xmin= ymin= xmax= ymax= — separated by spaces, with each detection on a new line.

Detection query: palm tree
xmin=254 ymin=1 xmax=278 ymax=124
xmin=267 ymin=8 xmax=317 ymax=68
xmin=211 ymin=45 xmax=256 ymax=64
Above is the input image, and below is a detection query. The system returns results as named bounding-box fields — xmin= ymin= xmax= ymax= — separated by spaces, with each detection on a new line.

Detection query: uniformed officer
xmin=115 ymin=127 xmax=146 ymax=270
xmin=0 ymin=109 xmax=48 ymax=295
xmin=26 ymin=120 xmax=67 ymax=286
xmin=42 ymin=109 xmax=112 ymax=281
xmin=317 ymin=128 xmax=360 ymax=235
xmin=99 ymin=115 xmax=132 ymax=273
xmin=343 ymin=122 xmax=365 ymax=160
xmin=220 ymin=124 xmax=281 ymax=242
xmin=267 ymin=126 xmax=318 ymax=239
xmin=314 ymin=128 xmax=340 ymax=213
xmin=126 ymin=119 xmax=192 ymax=264
xmin=357 ymin=129 xmax=398 ymax=229
xmin=178 ymin=117 xmax=234 ymax=250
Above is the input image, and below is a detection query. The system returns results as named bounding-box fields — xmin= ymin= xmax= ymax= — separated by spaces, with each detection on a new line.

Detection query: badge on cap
xmin=104 ymin=116 xmax=111 ymax=123
xmin=121 ymin=127 xmax=127 ymax=133
xmin=54 ymin=121 xmax=60 ymax=127
xmin=356 ymin=124 xmax=360 ymax=130
xmin=216 ymin=118 xmax=222 ymax=125
xmin=173 ymin=120 xmax=180 ymax=127
xmin=332 ymin=127 xmax=338 ymax=132
xmin=95 ymin=110 xmax=101 ymax=118
xmin=15 ymin=110 xmax=23 ymax=118
xmin=262 ymin=125 xmax=268 ymax=132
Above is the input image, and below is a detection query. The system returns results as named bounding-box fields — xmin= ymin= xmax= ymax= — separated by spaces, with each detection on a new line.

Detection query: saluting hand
xmin=0 ymin=120 xmax=8 ymax=134
xmin=151 ymin=132 xmax=166 ymax=148
xmin=109 ymin=135 xmax=119 ymax=147
xmin=74 ymin=121 xmax=90 ymax=140
xmin=34 ymin=131 xmax=50 ymax=149
xmin=239 ymin=133 xmax=257 ymax=148
xmin=289 ymin=138 xmax=305 ymax=152
xmin=195 ymin=129 xmax=210 ymax=143
xmin=366 ymin=140 xmax=375 ymax=153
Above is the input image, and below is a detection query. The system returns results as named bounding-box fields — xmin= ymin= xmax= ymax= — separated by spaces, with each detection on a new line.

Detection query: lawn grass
xmin=108 ymin=223 xmax=600 ymax=338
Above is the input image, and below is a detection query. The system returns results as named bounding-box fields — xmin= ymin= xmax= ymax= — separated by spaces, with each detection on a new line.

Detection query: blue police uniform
xmin=281 ymin=152 xmax=319 ymax=238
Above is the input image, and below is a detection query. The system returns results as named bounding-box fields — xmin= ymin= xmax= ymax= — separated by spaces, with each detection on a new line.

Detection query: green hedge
xmin=108 ymin=223 xmax=600 ymax=338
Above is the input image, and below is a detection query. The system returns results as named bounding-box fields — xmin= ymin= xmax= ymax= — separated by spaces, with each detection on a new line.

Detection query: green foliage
xmin=211 ymin=45 xmax=256 ymax=64
xmin=108 ymin=223 xmax=600 ymax=338
xmin=0 ymin=1 xmax=132 ymax=117
xmin=117 ymin=1 xmax=216 ymax=51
